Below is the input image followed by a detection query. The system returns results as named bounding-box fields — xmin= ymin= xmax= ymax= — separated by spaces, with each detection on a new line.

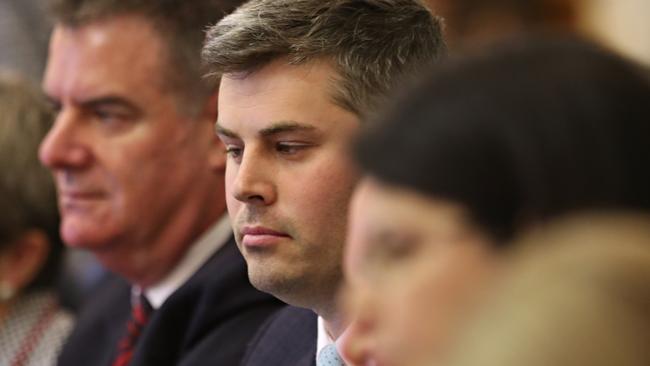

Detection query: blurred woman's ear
xmin=0 ymin=229 xmax=50 ymax=296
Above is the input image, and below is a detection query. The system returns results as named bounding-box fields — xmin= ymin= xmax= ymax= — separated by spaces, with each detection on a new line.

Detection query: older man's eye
xmin=47 ymin=99 xmax=62 ymax=114
xmin=94 ymin=110 xmax=122 ymax=122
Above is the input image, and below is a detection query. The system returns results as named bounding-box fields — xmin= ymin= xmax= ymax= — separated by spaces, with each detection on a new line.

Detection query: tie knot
xmin=132 ymin=294 xmax=152 ymax=325
xmin=317 ymin=343 xmax=345 ymax=366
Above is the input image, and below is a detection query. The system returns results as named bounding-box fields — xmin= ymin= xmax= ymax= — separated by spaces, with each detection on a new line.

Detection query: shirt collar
xmin=318 ymin=316 xmax=354 ymax=364
xmin=317 ymin=316 xmax=334 ymax=359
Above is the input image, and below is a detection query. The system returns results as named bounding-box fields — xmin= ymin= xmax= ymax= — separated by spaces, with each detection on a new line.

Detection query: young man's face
xmin=217 ymin=59 xmax=360 ymax=309
xmin=39 ymin=15 xmax=225 ymax=283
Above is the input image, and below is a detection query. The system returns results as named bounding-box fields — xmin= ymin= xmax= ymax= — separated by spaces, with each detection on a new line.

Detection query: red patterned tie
xmin=112 ymin=295 xmax=152 ymax=366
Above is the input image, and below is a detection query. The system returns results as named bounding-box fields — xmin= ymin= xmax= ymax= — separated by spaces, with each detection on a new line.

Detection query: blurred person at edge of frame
xmin=0 ymin=0 xmax=52 ymax=82
xmin=340 ymin=35 xmax=650 ymax=366
xmin=444 ymin=213 xmax=650 ymax=366
xmin=0 ymin=72 xmax=74 ymax=366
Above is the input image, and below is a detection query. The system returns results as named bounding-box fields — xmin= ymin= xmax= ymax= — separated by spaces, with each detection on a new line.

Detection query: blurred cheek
xmin=343 ymin=275 xmax=432 ymax=366
xmin=368 ymin=258 xmax=473 ymax=365
xmin=373 ymin=277 xmax=445 ymax=366
xmin=390 ymin=250 xmax=496 ymax=365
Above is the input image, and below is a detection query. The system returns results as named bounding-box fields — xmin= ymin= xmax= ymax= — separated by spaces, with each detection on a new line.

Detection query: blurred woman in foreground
xmin=0 ymin=73 xmax=73 ymax=366
xmin=341 ymin=35 xmax=650 ymax=366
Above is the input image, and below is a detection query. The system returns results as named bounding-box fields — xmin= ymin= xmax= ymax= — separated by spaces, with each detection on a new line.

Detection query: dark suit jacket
xmin=241 ymin=305 xmax=318 ymax=366
xmin=58 ymin=237 xmax=283 ymax=366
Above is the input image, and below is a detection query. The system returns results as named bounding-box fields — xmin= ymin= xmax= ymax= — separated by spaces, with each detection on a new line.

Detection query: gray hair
xmin=50 ymin=0 xmax=245 ymax=114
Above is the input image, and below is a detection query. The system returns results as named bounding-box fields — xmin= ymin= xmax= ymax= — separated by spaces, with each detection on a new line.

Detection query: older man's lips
xmin=59 ymin=191 xmax=105 ymax=208
xmin=241 ymin=226 xmax=291 ymax=248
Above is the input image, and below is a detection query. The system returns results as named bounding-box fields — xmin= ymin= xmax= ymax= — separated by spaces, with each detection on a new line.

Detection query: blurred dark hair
xmin=0 ymin=72 xmax=62 ymax=290
xmin=355 ymin=35 xmax=650 ymax=243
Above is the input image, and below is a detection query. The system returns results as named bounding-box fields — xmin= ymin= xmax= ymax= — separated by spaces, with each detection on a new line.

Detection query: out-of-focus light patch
xmin=579 ymin=0 xmax=650 ymax=65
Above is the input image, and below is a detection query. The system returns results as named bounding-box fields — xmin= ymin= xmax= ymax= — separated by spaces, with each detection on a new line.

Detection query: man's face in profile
xmin=216 ymin=59 xmax=360 ymax=307
xmin=39 ymin=15 xmax=219 ymax=277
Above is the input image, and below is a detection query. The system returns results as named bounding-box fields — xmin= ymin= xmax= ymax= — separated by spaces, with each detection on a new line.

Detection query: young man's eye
xmin=225 ymin=145 xmax=243 ymax=161
xmin=276 ymin=142 xmax=309 ymax=155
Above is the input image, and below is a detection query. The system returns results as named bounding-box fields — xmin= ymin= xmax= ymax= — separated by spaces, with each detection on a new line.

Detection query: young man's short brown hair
xmin=202 ymin=0 xmax=446 ymax=118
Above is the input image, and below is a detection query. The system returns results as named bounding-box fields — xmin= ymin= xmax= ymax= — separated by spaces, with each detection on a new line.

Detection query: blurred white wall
xmin=579 ymin=0 xmax=650 ymax=65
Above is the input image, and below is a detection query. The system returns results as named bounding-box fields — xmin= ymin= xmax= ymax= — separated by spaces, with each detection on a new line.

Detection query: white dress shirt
xmin=317 ymin=316 xmax=350 ymax=365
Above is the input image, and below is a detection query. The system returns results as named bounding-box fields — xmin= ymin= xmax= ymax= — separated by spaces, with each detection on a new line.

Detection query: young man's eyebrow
xmin=215 ymin=121 xmax=318 ymax=139
xmin=259 ymin=121 xmax=317 ymax=137
xmin=215 ymin=123 xmax=239 ymax=138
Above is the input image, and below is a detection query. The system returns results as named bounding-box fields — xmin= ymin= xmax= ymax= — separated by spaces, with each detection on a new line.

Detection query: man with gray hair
xmin=203 ymin=1 xmax=445 ymax=364
xmin=39 ymin=1 xmax=282 ymax=365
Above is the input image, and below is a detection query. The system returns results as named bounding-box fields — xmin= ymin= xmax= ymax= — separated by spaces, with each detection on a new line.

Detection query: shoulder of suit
xmin=241 ymin=306 xmax=318 ymax=366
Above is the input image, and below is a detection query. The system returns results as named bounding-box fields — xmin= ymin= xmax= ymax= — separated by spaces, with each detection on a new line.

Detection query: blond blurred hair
xmin=441 ymin=213 xmax=650 ymax=366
